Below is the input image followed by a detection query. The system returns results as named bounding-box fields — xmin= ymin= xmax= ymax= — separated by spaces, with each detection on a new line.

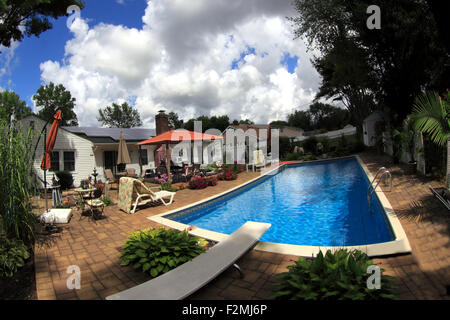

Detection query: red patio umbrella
xmin=137 ymin=130 xmax=223 ymax=182
xmin=41 ymin=110 xmax=62 ymax=213
xmin=41 ymin=110 xmax=62 ymax=170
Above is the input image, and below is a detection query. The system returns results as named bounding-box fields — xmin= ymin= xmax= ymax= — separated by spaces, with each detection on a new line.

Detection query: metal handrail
xmin=367 ymin=167 xmax=386 ymax=195
xmin=368 ymin=170 xmax=392 ymax=210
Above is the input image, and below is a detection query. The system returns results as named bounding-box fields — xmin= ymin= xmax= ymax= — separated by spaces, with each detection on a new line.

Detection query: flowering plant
xmin=154 ymin=173 xmax=175 ymax=191
xmin=177 ymin=184 xmax=186 ymax=191
xmin=218 ymin=168 xmax=237 ymax=181
xmin=206 ymin=176 xmax=218 ymax=186
xmin=188 ymin=176 xmax=208 ymax=189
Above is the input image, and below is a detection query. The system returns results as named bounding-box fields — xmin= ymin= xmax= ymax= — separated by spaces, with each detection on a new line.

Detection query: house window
xmin=50 ymin=151 xmax=60 ymax=171
xmin=63 ymin=151 xmax=75 ymax=171
xmin=139 ymin=149 xmax=148 ymax=165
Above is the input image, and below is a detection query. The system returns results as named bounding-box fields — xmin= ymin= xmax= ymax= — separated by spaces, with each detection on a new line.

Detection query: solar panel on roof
xmin=62 ymin=127 xmax=155 ymax=141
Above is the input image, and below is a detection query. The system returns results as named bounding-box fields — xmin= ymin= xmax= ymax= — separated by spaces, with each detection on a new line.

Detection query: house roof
xmin=61 ymin=127 xmax=156 ymax=144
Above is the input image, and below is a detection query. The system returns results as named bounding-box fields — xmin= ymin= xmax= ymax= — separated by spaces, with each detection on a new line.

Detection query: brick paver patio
xmin=33 ymin=152 xmax=450 ymax=300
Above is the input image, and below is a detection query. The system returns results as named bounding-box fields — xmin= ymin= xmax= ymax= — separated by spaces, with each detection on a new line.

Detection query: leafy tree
xmin=98 ymin=102 xmax=142 ymax=128
xmin=270 ymin=120 xmax=289 ymax=126
xmin=0 ymin=0 xmax=85 ymax=48
xmin=312 ymin=39 xmax=375 ymax=132
xmin=309 ymin=102 xmax=350 ymax=131
xmin=289 ymin=0 xmax=448 ymax=126
xmin=239 ymin=119 xmax=254 ymax=125
xmin=0 ymin=90 xmax=32 ymax=122
xmin=209 ymin=115 xmax=230 ymax=132
xmin=184 ymin=115 xmax=230 ymax=132
xmin=168 ymin=111 xmax=184 ymax=130
xmin=288 ymin=110 xmax=313 ymax=131
xmin=34 ymin=82 xmax=78 ymax=126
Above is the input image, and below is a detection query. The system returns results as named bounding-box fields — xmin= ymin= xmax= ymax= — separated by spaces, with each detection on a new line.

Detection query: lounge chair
xmin=104 ymin=169 xmax=118 ymax=189
xmin=429 ymin=185 xmax=450 ymax=210
xmin=126 ymin=167 xmax=137 ymax=178
xmin=118 ymin=177 xmax=176 ymax=214
xmin=106 ymin=221 xmax=271 ymax=300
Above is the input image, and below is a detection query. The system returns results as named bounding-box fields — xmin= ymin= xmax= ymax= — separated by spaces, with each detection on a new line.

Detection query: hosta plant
xmin=0 ymin=237 xmax=31 ymax=278
xmin=120 ymin=228 xmax=208 ymax=278
xmin=272 ymin=249 xmax=397 ymax=300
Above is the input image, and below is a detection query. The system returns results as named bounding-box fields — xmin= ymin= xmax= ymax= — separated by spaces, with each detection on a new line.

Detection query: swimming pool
xmin=168 ymin=157 xmax=394 ymax=247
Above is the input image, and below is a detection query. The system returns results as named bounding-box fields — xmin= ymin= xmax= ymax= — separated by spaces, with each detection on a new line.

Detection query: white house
xmin=20 ymin=115 xmax=156 ymax=188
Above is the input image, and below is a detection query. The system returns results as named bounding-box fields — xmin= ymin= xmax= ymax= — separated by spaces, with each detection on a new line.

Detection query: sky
xmin=0 ymin=0 xmax=321 ymax=128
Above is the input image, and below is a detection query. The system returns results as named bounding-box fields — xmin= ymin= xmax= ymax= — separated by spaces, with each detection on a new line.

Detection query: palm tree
xmin=410 ymin=90 xmax=450 ymax=187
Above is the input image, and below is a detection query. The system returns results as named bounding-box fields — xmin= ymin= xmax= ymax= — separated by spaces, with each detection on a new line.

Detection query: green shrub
xmin=301 ymin=136 xmax=319 ymax=154
xmin=54 ymin=171 xmax=74 ymax=190
xmin=102 ymin=195 xmax=113 ymax=206
xmin=317 ymin=137 xmax=330 ymax=153
xmin=120 ymin=228 xmax=207 ymax=278
xmin=0 ymin=237 xmax=30 ymax=278
xmin=272 ymin=249 xmax=397 ymax=300
xmin=302 ymin=154 xmax=318 ymax=161
xmin=279 ymin=137 xmax=293 ymax=158
xmin=286 ymin=153 xmax=302 ymax=161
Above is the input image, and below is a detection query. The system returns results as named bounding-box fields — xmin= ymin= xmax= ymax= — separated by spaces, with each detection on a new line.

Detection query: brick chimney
xmin=155 ymin=110 xmax=169 ymax=135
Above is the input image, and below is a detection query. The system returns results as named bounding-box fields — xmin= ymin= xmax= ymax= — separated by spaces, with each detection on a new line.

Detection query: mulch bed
xmin=0 ymin=251 xmax=37 ymax=300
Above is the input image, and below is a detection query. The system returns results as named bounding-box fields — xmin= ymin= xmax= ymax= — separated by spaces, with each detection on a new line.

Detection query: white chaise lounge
xmin=106 ymin=221 xmax=271 ymax=300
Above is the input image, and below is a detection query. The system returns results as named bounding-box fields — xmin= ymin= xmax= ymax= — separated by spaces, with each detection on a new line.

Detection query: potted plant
xmin=393 ymin=116 xmax=417 ymax=174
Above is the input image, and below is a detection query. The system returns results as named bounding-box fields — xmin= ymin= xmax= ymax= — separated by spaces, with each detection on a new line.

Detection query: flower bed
xmin=188 ymin=175 xmax=218 ymax=189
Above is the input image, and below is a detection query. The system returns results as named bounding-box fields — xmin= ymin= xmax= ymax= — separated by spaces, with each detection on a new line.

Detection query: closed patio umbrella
xmin=41 ymin=110 xmax=62 ymax=213
xmin=117 ymin=131 xmax=131 ymax=166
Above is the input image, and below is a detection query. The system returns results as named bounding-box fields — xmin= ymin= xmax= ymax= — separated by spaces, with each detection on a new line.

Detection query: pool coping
xmin=147 ymin=155 xmax=412 ymax=257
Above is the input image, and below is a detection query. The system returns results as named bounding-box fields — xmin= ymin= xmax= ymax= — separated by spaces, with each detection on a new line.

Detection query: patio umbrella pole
xmin=166 ymin=143 xmax=171 ymax=183
xmin=43 ymin=128 xmax=48 ymax=213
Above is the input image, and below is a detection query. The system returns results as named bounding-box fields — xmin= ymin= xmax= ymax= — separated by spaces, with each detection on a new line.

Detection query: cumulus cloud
xmin=0 ymin=41 xmax=19 ymax=89
xmin=40 ymin=0 xmax=321 ymax=128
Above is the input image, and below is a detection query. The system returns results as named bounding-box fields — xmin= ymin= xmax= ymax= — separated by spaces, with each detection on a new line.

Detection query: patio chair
xmin=118 ymin=177 xmax=176 ymax=214
xmin=85 ymin=198 xmax=105 ymax=220
xmin=126 ymin=167 xmax=137 ymax=178
xmin=106 ymin=221 xmax=271 ymax=300
xmin=179 ymin=165 xmax=194 ymax=182
xmin=193 ymin=163 xmax=202 ymax=176
xmin=104 ymin=169 xmax=118 ymax=189
xmin=253 ymin=150 xmax=266 ymax=171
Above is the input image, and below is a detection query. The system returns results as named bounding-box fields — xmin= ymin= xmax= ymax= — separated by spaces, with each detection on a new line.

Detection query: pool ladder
xmin=367 ymin=167 xmax=392 ymax=211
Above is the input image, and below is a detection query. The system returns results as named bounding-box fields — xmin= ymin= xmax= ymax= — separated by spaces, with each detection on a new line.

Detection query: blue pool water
xmin=170 ymin=158 xmax=394 ymax=246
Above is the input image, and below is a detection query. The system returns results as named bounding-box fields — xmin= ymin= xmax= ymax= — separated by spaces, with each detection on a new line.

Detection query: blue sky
xmin=1 ymin=0 xmax=148 ymax=110
xmin=0 ymin=0 xmax=319 ymax=127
